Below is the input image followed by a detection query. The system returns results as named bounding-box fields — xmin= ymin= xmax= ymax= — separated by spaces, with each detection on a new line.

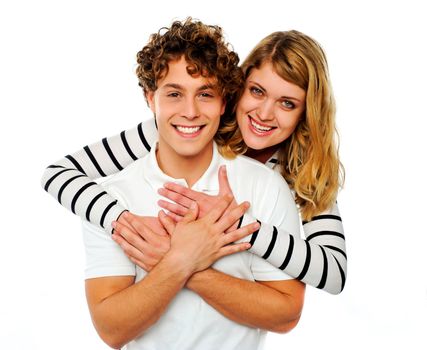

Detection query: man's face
xmin=146 ymin=56 xmax=225 ymax=161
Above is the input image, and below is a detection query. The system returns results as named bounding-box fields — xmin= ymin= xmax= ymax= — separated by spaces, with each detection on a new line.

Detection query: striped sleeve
xmin=239 ymin=202 xmax=346 ymax=294
xmin=41 ymin=118 xmax=158 ymax=234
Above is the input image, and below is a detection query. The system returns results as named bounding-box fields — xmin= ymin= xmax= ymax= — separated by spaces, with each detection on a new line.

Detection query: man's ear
xmin=220 ymin=99 xmax=226 ymax=116
xmin=145 ymin=91 xmax=155 ymax=113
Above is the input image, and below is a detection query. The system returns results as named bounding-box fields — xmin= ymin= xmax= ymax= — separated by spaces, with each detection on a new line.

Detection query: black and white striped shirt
xmin=41 ymin=118 xmax=347 ymax=294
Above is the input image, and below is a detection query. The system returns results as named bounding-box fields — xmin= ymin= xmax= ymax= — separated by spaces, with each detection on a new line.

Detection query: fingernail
xmin=112 ymin=221 xmax=117 ymax=229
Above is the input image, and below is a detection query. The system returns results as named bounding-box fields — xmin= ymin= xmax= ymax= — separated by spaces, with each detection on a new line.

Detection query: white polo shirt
xmin=82 ymin=142 xmax=300 ymax=350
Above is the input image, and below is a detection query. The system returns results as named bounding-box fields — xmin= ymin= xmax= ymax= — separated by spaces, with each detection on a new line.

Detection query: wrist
xmin=186 ymin=268 xmax=214 ymax=291
xmin=161 ymin=250 xmax=196 ymax=281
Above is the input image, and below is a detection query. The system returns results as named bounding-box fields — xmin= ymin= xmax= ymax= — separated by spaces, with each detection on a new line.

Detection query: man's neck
xmin=156 ymin=141 xmax=214 ymax=188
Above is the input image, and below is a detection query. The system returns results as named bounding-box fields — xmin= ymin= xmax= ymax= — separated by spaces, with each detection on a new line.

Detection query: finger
xmin=218 ymin=165 xmax=233 ymax=196
xmin=114 ymin=211 xmax=135 ymax=232
xmin=204 ymin=194 xmax=234 ymax=223
xmin=158 ymin=199 xmax=189 ymax=217
xmin=212 ymin=199 xmax=249 ymax=231
xmin=158 ymin=210 xmax=177 ymax=235
xmin=112 ymin=234 xmax=146 ymax=262
xmin=181 ymin=201 xmax=198 ymax=224
xmin=163 ymin=182 xmax=202 ymax=201
xmin=112 ymin=220 xmax=140 ymax=241
xmin=158 ymin=188 xmax=193 ymax=209
xmin=127 ymin=219 xmax=161 ymax=248
xmin=123 ymin=212 xmax=152 ymax=238
xmin=166 ymin=211 xmax=183 ymax=223
xmin=129 ymin=256 xmax=151 ymax=272
xmin=113 ymin=219 xmax=152 ymax=252
xmin=222 ymin=221 xmax=260 ymax=246
xmin=217 ymin=242 xmax=251 ymax=259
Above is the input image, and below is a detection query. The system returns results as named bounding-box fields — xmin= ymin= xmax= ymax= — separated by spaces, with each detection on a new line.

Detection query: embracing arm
xmin=161 ymin=169 xmax=305 ymax=333
xmin=240 ymin=202 xmax=347 ymax=294
xmin=41 ymin=118 xmax=157 ymax=233
xmin=159 ymin=170 xmax=346 ymax=295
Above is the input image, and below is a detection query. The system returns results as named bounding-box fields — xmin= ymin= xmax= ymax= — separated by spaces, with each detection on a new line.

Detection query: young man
xmin=82 ymin=19 xmax=305 ymax=349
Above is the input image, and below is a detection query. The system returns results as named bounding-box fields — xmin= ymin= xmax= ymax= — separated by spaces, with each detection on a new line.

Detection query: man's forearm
xmin=186 ymin=268 xmax=305 ymax=333
xmin=86 ymin=255 xmax=192 ymax=349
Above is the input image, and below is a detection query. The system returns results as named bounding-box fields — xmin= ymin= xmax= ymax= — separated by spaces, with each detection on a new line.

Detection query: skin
xmin=91 ymin=57 xmax=304 ymax=348
xmin=236 ymin=61 xmax=306 ymax=163
xmin=88 ymin=196 xmax=255 ymax=349
xmin=115 ymin=61 xmax=308 ymax=254
xmin=146 ymin=56 xmax=225 ymax=188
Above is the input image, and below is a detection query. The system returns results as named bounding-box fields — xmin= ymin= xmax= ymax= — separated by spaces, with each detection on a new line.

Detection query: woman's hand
xmin=112 ymin=212 xmax=170 ymax=271
xmin=158 ymin=195 xmax=259 ymax=273
xmin=158 ymin=166 xmax=240 ymax=231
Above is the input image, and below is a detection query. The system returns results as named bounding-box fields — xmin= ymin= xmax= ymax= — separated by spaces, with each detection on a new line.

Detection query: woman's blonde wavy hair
xmin=237 ymin=30 xmax=344 ymax=220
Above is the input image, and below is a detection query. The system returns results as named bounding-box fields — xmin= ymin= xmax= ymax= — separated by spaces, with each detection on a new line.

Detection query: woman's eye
xmin=281 ymin=100 xmax=295 ymax=109
xmin=250 ymin=86 xmax=263 ymax=96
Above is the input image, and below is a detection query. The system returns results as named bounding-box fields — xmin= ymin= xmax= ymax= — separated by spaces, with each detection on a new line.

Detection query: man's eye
xmin=167 ymin=92 xmax=180 ymax=98
xmin=200 ymin=92 xmax=213 ymax=98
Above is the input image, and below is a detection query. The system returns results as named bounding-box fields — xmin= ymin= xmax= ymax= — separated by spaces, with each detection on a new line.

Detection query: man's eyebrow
xmin=162 ymin=83 xmax=218 ymax=91
xmin=197 ymin=83 xmax=217 ymax=91
xmin=163 ymin=83 xmax=183 ymax=90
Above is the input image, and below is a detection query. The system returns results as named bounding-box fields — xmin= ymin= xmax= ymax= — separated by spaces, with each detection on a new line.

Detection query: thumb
xmin=158 ymin=210 xmax=176 ymax=235
xmin=182 ymin=201 xmax=198 ymax=224
xmin=218 ymin=165 xmax=233 ymax=196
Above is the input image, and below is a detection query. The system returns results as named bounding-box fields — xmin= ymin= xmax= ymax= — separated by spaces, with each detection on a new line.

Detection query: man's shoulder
xmin=228 ymin=154 xmax=275 ymax=173
xmin=226 ymin=154 xmax=284 ymax=185
xmin=222 ymin=154 xmax=292 ymax=209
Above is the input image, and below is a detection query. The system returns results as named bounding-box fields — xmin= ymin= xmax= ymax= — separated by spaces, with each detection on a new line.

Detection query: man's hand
xmin=160 ymin=193 xmax=259 ymax=274
xmin=112 ymin=213 xmax=170 ymax=271
xmin=158 ymin=166 xmax=240 ymax=231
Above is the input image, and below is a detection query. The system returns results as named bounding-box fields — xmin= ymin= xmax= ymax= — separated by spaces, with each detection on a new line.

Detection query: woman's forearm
xmin=241 ymin=202 xmax=346 ymax=294
xmin=41 ymin=119 xmax=157 ymax=234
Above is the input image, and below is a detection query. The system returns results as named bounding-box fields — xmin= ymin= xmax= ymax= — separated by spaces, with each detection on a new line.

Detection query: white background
xmin=1 ymin=0 xmax=426 ymax=349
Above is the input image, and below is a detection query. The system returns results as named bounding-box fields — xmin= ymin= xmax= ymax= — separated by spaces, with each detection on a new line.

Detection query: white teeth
xmin=175 ymin=125 xmax=201 ymax=134
xmin=250 ymin=118 xmax=273 ymax=132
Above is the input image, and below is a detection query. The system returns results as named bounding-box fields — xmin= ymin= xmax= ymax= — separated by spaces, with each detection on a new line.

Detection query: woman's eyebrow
xmin=248 ymin=80 xmax=302 ymax=102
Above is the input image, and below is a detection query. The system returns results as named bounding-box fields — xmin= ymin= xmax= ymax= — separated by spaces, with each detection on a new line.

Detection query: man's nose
xmin=182 ymin=98 xmax=200 ymax=119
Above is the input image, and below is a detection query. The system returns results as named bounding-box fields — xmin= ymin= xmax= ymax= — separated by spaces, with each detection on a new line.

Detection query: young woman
xmin=41 ymin=28 xmax=346 ymax=295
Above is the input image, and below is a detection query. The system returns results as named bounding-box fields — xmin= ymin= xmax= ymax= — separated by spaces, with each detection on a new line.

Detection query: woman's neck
xmin=245 ymin=146 xmax=278 ymax=164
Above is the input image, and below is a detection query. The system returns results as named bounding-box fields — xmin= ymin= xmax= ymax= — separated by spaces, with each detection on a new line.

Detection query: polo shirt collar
xmin=266 ymin=150 xmax=280 ymax=169
xmin=143 ymin=142 xmax=222 ymax=194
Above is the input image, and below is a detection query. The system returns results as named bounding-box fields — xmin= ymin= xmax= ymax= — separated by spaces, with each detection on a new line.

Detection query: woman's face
xmin=236 ymin=62 xmax=306 ymax=153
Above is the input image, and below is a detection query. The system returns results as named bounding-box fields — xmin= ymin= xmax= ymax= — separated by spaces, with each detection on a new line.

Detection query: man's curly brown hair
xmin=135 ymin=18 xmax=245 ymax=157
